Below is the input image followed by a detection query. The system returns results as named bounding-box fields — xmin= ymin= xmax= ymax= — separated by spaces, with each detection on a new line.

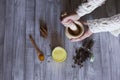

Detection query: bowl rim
xmin=52 ymin=46 xmax=67 ymax=62
xmin=65 ymin=21 xmax=84 ymax=39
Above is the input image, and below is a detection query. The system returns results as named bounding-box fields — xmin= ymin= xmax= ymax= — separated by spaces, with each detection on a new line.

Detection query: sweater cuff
xmin=87 ymin=20 xmax=101 ymax=33
xmin=110 ymin=29 xmax=120 ymax=37
xmin=76 ymin=7 xmax=86 ymax=18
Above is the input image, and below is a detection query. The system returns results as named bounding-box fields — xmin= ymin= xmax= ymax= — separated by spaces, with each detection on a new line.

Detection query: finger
xmin=80 ymin=21 xmax=88 ymax=26
xmin=65 ymin=20 xmax=73 ymax=26
xmin=61 ymin=16 xmax=71 ymax=24
xmin=70 ymin=38 xmax=82 ymax=42
xmin=62 ymin=20 xmax=73 ymax=27
xmin=82 ymin=22 xmax=88 ymax=25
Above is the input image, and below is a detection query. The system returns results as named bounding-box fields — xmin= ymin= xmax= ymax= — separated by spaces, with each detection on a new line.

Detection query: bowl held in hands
xmin=65 ymin=21 xmax=84 ymax=39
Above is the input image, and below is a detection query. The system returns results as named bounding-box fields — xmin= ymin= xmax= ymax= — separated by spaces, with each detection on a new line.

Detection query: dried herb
xmin=40 ymin=20 xmax=48 ymax=38
xmin=73 ymin=39 xmax=94 ymax=68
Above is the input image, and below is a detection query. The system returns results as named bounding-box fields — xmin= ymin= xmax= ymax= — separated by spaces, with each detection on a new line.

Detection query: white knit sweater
xmin=76 ymin=0 xmax=120 ymax=37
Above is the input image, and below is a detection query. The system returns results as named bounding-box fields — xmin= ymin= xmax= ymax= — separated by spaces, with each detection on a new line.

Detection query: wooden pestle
xmin=29 ymin=35 xmax=44 ymax=61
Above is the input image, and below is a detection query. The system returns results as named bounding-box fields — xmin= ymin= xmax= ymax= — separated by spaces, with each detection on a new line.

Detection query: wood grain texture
xmin=12 ymin=0 xmax=26 ymax=80
xmin=0 ymin=0 xmax=120 ymax=80
xmin=25 ymin=0 xmax=35 ymax=80
xmin=0 ymin=0 xmax=6 ymax=80
xmin=3 ymin=0 xmax=14 ymax=80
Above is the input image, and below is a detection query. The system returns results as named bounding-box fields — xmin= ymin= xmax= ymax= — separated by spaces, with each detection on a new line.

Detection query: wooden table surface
xmin=0 ymin=0 xmax=120 ymax=80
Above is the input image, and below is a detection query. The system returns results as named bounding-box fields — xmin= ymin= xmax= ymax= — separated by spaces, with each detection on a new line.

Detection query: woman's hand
xmin=60 ymin=12 xmax=93 ymax=42
xmin=70 ymin=28 xmax=93 ymax=42
xmin=61 ymin=13 xmax=80 ymax=26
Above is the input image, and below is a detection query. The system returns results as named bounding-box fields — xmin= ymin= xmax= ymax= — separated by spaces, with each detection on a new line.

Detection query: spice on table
xmin=40 ymin=20 xmax=48 ymax=38
xmin=90 ymin=53 xmax=94 ymax=62
xmin=29 ymin=35 xmax=45 ymax=61
xmin=73 ymin=39 xmax=94 ymax=68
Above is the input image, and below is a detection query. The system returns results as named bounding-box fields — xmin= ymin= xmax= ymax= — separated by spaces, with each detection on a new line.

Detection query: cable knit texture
xmin=76 ymin=0 xmax=120 ymax=37
xmin=76 ymin=0 xmax=106 ymax=17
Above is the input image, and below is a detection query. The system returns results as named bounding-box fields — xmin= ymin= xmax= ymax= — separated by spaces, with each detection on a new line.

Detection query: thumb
xmin=80 ymin=21 xmax=88 ymax=26
xmin=83 ymin=22 xmax=88 ymax=25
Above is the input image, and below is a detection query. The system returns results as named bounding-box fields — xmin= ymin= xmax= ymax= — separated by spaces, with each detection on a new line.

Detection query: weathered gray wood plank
xmin=0 ymin=0 xmax=6 ymax=79
xmin=3 ymin=0 xmax=14 ymax=80
xmin=108 ymin=35 xmax=120 ymax=80
xmin=34 ymin=0 xmax=47 ymax=80
xmin=0 ymin=0 xmax=120 ymax=80
xmin=99 ymin=33 xmax=112 ymax=80
xmin=45 ymin=2 xmax=61 ymax=80
xmin=25 ymin=0 xmax=35 ymax=80
xmin=12 ymin=0 xmax=26 ymax=80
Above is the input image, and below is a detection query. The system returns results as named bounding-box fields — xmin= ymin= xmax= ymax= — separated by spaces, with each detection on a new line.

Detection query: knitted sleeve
xmin=87 ymin=14 xmax=120 ymax=37
xmin=76 ymin=0 xmax=106 ymax=17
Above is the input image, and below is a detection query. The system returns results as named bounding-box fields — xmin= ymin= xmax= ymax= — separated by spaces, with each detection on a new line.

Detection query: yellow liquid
xmin=52 ymin=47 xmax=67 ymax=62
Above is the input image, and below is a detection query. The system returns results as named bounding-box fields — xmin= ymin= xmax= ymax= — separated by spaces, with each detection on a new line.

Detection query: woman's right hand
xmin=60 ymin=12 xmax=93 ymax=42
xmin=61 ymin=13 xmax=80 ymax=26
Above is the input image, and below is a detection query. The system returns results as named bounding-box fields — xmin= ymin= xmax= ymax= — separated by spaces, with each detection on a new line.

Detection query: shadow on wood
xmin=50 ymin=32 xmax=64 ymax=50
xmin=61 ymin=0 xmax=84 ymax=13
